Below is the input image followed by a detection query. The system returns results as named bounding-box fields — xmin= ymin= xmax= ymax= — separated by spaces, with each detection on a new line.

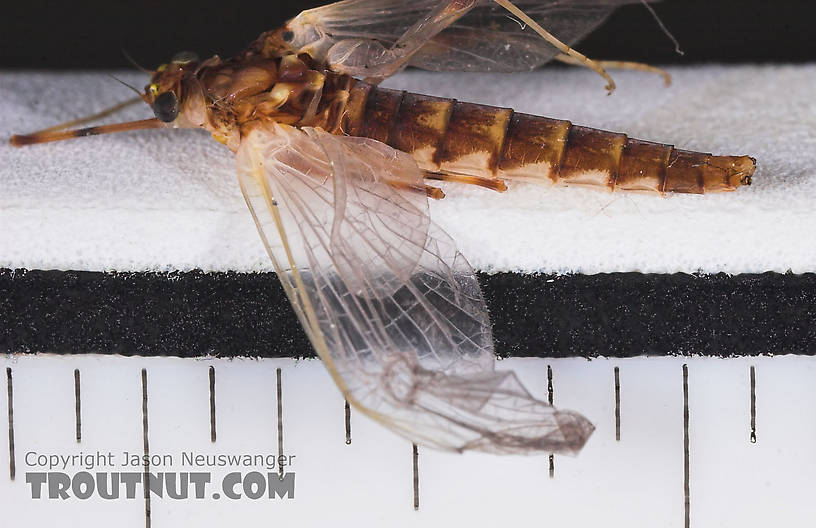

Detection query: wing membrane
xmin=236 ymin=122 xmax=594 ymax=454
xmin=289 ymin=0 xmax=648 ymax=76
xmin=411 ymin=1 xmax=630 ymax=72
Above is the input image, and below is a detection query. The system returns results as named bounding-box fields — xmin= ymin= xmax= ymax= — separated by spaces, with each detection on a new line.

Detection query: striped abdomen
xmin=339 ymin=83 xmax=755 ymax=194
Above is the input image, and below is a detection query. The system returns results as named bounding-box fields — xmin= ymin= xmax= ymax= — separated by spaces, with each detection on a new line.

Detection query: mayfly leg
xmin=27 ymin=96 xmax=144 ymax=136
xmin=425 ymin=185 xmax=445 ymax=200
xmin=9 ymin=117 xmax=163 ymax=147
xmin=423 ymin=172 xmax=507 ymax=193
xmin=554 ymin=54 xmax=673 ymax=86
xmin=381 ymin=176 xmax=447 ymax=200
xmin=493 ymin=0 xmax=617 ymax=93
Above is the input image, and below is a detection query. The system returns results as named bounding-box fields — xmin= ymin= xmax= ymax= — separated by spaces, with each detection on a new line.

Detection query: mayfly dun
xmin=9 ymin=0 xmax=756 ymax=455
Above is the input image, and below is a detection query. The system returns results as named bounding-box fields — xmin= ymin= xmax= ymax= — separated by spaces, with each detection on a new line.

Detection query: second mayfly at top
xmin=257 ymin=0 xmax=676 ymax=90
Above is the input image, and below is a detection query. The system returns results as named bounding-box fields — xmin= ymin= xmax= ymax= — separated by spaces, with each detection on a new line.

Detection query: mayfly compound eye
xmin=152 ymin=91 xmax=179 ymax=122
xmin=171 ymin=51 xmax=199 ymax=64
xmin=281 ymin=30 xmax=295 ymax=43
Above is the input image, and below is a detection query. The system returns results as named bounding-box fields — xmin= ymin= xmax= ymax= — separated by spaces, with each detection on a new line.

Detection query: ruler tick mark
xmin=413 ymin=443 xmax=419 ymax=510
xmin=209 ymin=366 xmax=216 ymax=443
xmin=548 ymin=365 xmax=554 ymax=478
xmin=74 ymin=369 xmax=82 ymax=443
xmin=6 ymin=367 xmax=15 ymax=481
xmin=276 ymin=367 xmax=284 ymax=479
xmin=547 ymin=365 xmax=554 ymax=404
xmin=683 ymin=363 xmax=690 ymax=528
xmin=141 ymin=368 xmax=151 ymax=528
xmin=614 ymin=366 xmax=621 ymax=442
xmin=344 ymin=400 xmax=352 ymax=445
xmin=750 ymin=365 xmax=756 ymax=444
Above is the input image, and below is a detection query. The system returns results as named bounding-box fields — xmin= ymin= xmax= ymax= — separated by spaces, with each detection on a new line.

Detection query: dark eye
xmin=171 ymin=50 xmax=199 ymax=64
xmin=281 ymin=30 xmax=294 ymax=43
xmin=152 ymin=91 xmax=179 ymax=122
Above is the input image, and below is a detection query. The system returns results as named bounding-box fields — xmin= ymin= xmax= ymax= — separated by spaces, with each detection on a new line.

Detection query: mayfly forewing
xmin=236 ymin=122 xmax=594 ymax=454
xmin=323 ymin=0 xmax=479 ymax=82
xmin=409 ymin=0 xmax=632 ymax=72
xmin=272 ymin=0 xmax=439 ymax=60
xmin=277 ymin=0 xmax=649 ymax=88
xmin=271 ymin=0 xmax=470 ymax=82
xmin=408 ymin=0 xmax=669 ymax=89
xmin=235 ymin=131 xmax=315 ymax=344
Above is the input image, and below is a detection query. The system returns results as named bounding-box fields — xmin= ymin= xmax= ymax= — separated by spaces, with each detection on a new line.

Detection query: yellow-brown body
xmin=336 ymin=82 xmax=755 ymax=194
xmin=10 ymin=54 xmax=757 ymax=195
xmin=217 ymin=54 xmax=755 ymax=195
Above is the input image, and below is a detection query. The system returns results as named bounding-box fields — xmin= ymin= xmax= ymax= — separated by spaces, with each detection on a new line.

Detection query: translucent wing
xmin=281 ymin=0 xmax=646 ymax=78
xmin=410 ymin=0 xmax=636 ymax=72
xmin=236 ymin=122 xmax=594 ymax=454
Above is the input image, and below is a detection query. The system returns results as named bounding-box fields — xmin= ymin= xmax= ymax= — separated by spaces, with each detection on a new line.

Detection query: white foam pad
xmin=1 ymin=66 xmax=811 ymax=274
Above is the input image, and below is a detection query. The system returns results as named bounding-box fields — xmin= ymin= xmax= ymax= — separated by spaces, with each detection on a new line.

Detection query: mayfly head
xmin=150 ymin=90 xmax=178 ymax=122
xmin=262 ymin=24 xmax=300 ymax=56
xmin=143 ymin=52 xmax=202 ymax=122
xmin=139 ymin=51 xmax=215 ymax=132
xmin=264 ymin=21 xmax=314 ymax=54
xmin=255 ymin=14 xmax=330 ymax=64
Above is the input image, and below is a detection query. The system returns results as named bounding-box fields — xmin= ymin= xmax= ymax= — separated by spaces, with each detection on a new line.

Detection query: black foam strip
xmin=1 ymin=269 xmax=814 ymax=357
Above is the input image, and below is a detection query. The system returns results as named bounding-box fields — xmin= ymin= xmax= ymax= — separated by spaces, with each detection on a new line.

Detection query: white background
xmin=3 ymin=66 xmax=814 ymax=275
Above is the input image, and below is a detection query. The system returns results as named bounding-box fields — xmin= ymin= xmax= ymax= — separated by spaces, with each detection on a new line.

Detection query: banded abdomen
xmin=339 ymin=83 xmax=756 ymax=194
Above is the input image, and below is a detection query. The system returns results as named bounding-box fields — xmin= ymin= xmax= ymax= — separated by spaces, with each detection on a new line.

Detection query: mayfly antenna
xmin=108 ymin=74 xmax=142 ymax=96
xmin=121 ymin=49 xmax=153 ymax=73
xmin=640 ymin=0 xmax=684 ymax=56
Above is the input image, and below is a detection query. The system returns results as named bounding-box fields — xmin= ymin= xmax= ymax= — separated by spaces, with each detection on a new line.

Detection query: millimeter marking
xmin=750 ymin=365 xmax=757 ymax=444
xmin=413 ymin=444 xmax=420 ymax=510
xmin=682 ymin=364 xmax=690 ymax=528
xmin=74 ymin=369 xmax=82 ymax=443
xmin=614 ymin=366 xmax=621 ymax=441
xmin=141 ymin=368 xmax=151 ymax=528
xmin=547 ymin=365 xmax=555 ymax=478
xmin=276 ymin=368 xmax=284 ymax=479
xmin=344 ymin=400 xmax=352 ymax=445
xmin=209 ymin=366 xmax=216 ymax=443
xmin=6 ymin=368 xmax=15 ymax=480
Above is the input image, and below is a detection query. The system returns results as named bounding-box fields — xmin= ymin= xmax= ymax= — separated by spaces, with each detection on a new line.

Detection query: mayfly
xmin=9 ymin=0 xmax=756 ymax=455
xmin=256 ymin=0 xmax=677 ymax=90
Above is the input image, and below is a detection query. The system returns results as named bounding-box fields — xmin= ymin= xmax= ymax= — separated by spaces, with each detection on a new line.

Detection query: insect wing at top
xmin=260 ymin=0 xmax=648 ymax=83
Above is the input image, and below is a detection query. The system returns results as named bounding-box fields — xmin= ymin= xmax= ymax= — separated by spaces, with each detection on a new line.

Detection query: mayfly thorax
xmin=9 ymin=0 xmax=756 ymax=456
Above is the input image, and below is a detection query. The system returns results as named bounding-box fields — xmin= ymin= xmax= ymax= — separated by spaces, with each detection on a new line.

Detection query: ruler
xmin=2 ymin=354 xmax=812 ymax=527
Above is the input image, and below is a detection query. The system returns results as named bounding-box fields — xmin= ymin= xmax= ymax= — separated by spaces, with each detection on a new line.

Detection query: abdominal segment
xmin=340 ymin=83 xmax=756 ymax=195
